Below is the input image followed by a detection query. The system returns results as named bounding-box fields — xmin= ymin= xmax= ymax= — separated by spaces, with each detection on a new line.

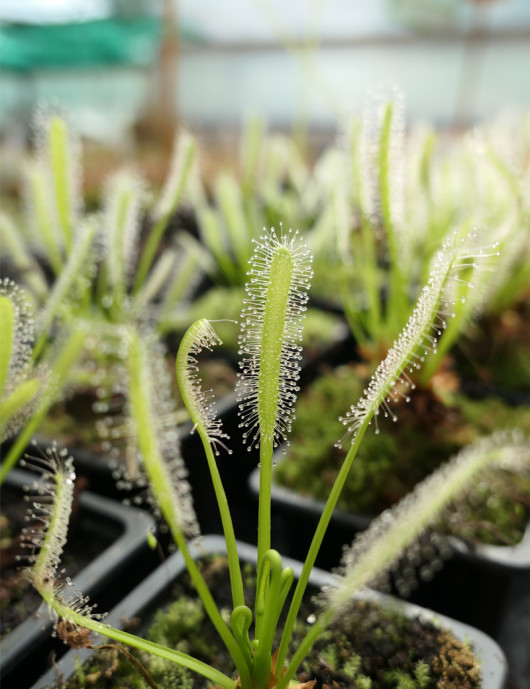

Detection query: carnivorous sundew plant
xmin=0 ymin=110 xmax=207 ymax=480
xmin=25 ymin=228 xmax=528 ymax=688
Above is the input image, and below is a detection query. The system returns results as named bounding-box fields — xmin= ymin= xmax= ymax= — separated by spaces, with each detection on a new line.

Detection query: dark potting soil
xmin=51 ymin=557 xmax=481 ymax=689
xmin=0 ymin=481 xmax=114 ymax=638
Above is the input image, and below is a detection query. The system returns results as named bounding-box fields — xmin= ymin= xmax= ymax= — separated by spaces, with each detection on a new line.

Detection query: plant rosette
xmin=30 ymin=537 xmax=507 ymax=689
xmin=0 ymin=464 xmax=156 ymax=689
xmin=22 ymin=227 xmax=526 ymax=689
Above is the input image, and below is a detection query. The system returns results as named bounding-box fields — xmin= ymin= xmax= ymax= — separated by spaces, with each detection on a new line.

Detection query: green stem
xmin=175 ymin=320 xmax=244 ymax=611
xmin=171 ymin=528 xmax=252 ymax=688
xmin=257 ymin=437 xmax=274 ymax=566
xmin=253 ymin=550 xmax=284 ymax=687
xmin=200 ymin=433 xmax=245 ymax=611
xmin=277 ymin=615 xmax=330 ymax=689
xmin=275 ymin=420 xmax=369 ymax=677
xmin=40 ymin=591 xmax=236 ymax=689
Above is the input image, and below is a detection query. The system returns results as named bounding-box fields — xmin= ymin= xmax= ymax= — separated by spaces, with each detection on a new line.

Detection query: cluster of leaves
xmin=0 ymin=109 xmax=204 ymax=481
xmin=1 ymin=98 xmax=529 ymax=689
xmin=20 ymin=224 xmax=529 ymax=689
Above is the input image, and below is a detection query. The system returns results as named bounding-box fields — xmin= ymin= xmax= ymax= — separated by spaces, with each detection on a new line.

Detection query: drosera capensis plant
xmin=0 ymin=221 xmax=96 ymax=483
xmin=308 ymin=91 xmax=526 ymax=377
xmin=1 ymin=111 xmax=208 ymax=477
xmin=25 ymin=227 xmax=523 ymax=688
xmin=1 ymin=109 xmax=204 ymax=346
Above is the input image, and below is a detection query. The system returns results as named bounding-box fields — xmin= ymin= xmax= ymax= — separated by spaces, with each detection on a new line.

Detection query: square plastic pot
xmin=30 ymin=535 xmax=507 ymax=689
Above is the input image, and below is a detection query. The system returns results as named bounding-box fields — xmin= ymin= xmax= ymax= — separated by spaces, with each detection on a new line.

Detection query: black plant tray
xmin=30 ymin=535 xmax=507 ymax=689
xmin=0 ymin=469 xmax=157 ymax=689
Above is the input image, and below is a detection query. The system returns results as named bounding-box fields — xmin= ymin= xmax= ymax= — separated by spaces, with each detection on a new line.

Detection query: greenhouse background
xmin=1 ymin=0 xmax=530 ymax=148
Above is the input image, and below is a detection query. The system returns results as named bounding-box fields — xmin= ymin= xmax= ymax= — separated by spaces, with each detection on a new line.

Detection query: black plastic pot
xmin=0 ymin=469 xmax=157 ymax=689
xmin=249 ymin=467 xmax=529 ymax=688
xmin=30 ymin=535 xmax=507 ymax=689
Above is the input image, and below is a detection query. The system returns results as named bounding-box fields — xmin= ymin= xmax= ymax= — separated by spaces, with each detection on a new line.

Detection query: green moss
xmin=274 ymin=364 xmax=530 ymax=544
xmin=55 ymin=558 xmax=481 ymax=689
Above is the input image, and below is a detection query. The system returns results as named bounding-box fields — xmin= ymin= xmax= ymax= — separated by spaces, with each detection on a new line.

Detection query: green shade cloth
xmin=0 ymin=18 xmax=162 ymax=71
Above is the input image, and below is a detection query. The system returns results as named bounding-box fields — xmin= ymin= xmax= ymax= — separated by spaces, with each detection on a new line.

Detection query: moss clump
xmin=293 ymin=599 xmax=480 ymax=689
xmin=274 ymin=364 xmax=530 ymax=545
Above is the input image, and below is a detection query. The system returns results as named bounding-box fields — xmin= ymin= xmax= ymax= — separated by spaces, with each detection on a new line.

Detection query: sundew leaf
xmin=236 ymin=227 xmax=313 ymax=450
xmin=20 ymin=444 xmax=77 ymax=590
xmin=32 ymin=109 xmax=83 ymax=258
xmin=102 ymin=169 xmax=145 ymax=297
xmin=337 ymin=229 xmax=498 ymax=443
xmin=34 ymin=218 xmax=97 ymax=350
xmin=126 ymin=328 xmax=199 ymax=539
xmin=0 ymin=378 xmax=41 ymax=441
xmin=0 ymin=213 xmax=49 ymax=301
xmin=176 ymin=318 xmax=230 ymax=455
xmin=0 ymin=280 xmax=34 ymax=399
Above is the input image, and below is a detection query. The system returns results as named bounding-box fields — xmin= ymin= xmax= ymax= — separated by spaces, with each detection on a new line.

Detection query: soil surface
xmin=50 ymin=557 xmax=482 ymax=689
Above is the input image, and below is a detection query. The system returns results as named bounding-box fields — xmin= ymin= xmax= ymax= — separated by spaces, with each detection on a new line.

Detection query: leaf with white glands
xmin=126 ymin=329 xmax=199 ymax=540
xmin=19 ymin=444 xmax=76 ymax=590
xmin=323 ymin=430 xmax=530 ymax=614
xmin=0 ymin=280 xmax=34 ymax=397
xmin=20 ymin=444 xmax=105 ymax=638
xmin=31 ymin=108 xmax=83 ymax=255
xmin=337 ymin=229 xmax=499 ymax=443
xmin=0 ymin=280 xmax=46 ymax=442
xmin=176 ymin=318 xmax=231 ymax=456
xmin=236 ymin=227 xmax=313 ymax=451
xmin=101 ymin=169 xmax=145 ymax=292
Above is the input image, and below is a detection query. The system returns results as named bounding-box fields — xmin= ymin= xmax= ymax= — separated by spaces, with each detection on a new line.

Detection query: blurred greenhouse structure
xmin=1 ymin=0 xmax=530 ymax=147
